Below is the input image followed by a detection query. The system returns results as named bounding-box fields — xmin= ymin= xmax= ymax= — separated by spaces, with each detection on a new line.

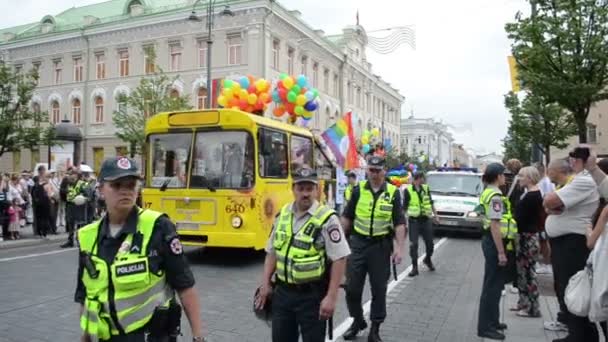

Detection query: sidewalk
xmin=367 ymin=238 xmax=587 ymax=342
xmin=0 ymin=224 xmax=68 ymax=249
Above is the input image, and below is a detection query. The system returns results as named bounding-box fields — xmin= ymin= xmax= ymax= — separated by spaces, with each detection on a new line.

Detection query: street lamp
xmin=187 ymin=0 xmax=234 ymax=109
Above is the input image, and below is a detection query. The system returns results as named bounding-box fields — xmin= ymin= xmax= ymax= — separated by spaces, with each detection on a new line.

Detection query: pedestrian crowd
xmin=477 ymin=145 xmax=608 ymax=341
xmin=0 ymin=163 xmax=105 ymax=246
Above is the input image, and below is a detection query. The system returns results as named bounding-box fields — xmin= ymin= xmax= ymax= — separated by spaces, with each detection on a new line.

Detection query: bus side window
xmin=291 ymin=135 xmax=313 ymax=174
xmin=258 ymin=128 xmax=288 ymax=178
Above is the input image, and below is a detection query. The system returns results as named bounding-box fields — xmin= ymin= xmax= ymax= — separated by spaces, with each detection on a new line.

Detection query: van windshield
xmin=427 ymin=174 xmax=482 ymax=197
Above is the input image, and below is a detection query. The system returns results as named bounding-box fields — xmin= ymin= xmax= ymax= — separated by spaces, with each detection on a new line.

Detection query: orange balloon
xmin=273 ymin=107 xmax=286 ymax=117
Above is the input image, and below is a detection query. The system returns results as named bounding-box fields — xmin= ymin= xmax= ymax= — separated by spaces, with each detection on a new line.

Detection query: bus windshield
xmin=427 ymin=173 xmax=483 ymax=197
xmin=191 ymin=130 xmax=255 ymax=189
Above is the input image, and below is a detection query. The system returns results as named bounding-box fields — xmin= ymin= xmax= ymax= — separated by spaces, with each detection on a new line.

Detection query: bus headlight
xmin=231 ymin=216 xmax=243 ymax=228
xmin=467 ymin=211 xmax=479 ymax=218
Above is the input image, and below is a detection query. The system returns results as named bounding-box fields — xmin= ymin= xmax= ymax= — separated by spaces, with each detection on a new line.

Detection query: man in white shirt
xmin=543 ymin=146 xmax=599 ymax=342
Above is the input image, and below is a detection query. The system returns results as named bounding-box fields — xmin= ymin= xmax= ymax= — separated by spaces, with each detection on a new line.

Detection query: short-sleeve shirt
xmin=265 ymin=201 xmax=351 ymax=262
xmin=483 ymin=185 xmax=505 ymax=221
xmin=546 ymin=171 xmax=599 ymax=237
xmin=74 ymin=207 xmax=195 ymax=305
xmin=342 ymin=181 xmax=406 ymax=227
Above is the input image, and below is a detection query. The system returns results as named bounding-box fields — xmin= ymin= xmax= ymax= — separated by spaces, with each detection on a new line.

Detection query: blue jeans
xmin=477 ymin=234 xmax=506 ymax=333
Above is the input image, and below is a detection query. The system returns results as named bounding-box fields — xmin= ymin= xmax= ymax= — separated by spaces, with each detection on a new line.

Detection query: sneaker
xmin=544 ymin=321 xmax=568 ymax=332
xmin=537 ymin=264 xmax=553 ymax=274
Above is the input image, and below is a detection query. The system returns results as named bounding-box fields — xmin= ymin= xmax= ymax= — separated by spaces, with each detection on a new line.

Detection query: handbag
xmin=565 ymin=266 xmax=593 ymax=317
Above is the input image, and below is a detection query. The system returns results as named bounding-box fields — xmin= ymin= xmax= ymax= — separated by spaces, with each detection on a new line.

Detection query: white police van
xmin=427 ymin=167 xmax=484 ymax=234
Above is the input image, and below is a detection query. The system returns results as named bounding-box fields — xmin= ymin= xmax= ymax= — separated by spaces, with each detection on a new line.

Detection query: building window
xmin=32 ymin=62 xmax=41 ymax=86
xmin=228 ymin=35 xmax=242 ymax=65
xmin=333 ymin=74 xmax=339 ymax=97
xmin=287 ymin=48 xmax=294 ymax=75
xmin=119 ymin=50 xmax=129 ymax=77
xmin=588 ymin=123 xmax=598 ymax=144
xmin=53 ymin=60 xmax=62 ymax=85
xmin=301 ymin=56 xmax=307 ymax=76
xmin=94 ymin=97 xmax=104 ymax=123
xmin=312 ymin=62 xmax=319 ymax=88
xmin=32 ymin=102 xmax=41 ymax=114
xmin=169 ymin=44 xmax=182 ymax=71
xmin=272 ymin=39 xmax=280 ymax=69
xmin=14 ymin=64 xmax=22 ymax=76
xmin=72 ymin=99 xmax=81 ymax=125
xmin=347 ymin=83 xmax=353 ymax=104
xmin=197 ymin=87 xmax=207 ymax=109
xmin=73 ymin=57 xmax=83 ymax=82
xmin=323 ymin=68 xmax=329 ymax=92
xmin=169 ymin=89 xmax=179 ymax=98
xmin=366 ymin=94 xmax=371 ymax=111
xmin=51 ymin=101 xmax=60 ymax=124
xmin=144 ymin=47 xmax=155 ymax=74
xmin=198 ymin=41 xmax=207 ymax=68
xmin=96 ymin=54 xmax=106 ymax=80
xmin=357 ymin=88 xmax=362 ymax=108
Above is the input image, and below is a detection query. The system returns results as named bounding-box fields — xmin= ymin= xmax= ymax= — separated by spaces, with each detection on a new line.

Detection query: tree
xmin=504 ymin=92 xmax=575 ymax=165
xmin=0 ymin=63 xmax=54 ymax=158
xmin=385 ymin=150 xmax=409 ymax=170
xmin=506 ymin=0 xmax=608 ymax=143
xmin=113 ymin=47 xmax=192 ymax=157
xmin=503 ymin=128 xmax=531 ymax=164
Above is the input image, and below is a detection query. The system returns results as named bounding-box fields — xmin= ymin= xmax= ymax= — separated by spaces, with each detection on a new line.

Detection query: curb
xmin=0 ymin=235 xmax=67 ymax=250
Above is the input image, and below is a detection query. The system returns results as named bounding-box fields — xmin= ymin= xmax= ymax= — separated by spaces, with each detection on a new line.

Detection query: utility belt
xmin=145 ymin=299 xmax=182 ymax=342
xmin=351 ymin=231 xmax=392 ymax=242
xmin=275 ymin=278 xmax=324 ymax=293
xmin=409 ymin=216 xmax=430 ymax=221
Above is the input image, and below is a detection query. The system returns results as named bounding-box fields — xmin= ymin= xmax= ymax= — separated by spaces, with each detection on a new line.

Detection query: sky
xmin=0 ymin=0 xmax=528 ymax=155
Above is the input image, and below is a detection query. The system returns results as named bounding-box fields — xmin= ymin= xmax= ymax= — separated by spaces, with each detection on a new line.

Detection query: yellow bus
xmin=142 ymin=109 xmax=337 ymax=250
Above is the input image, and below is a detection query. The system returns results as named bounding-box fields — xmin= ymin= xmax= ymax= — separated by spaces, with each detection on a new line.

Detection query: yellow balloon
xmin=223 ymin=89 xmax=234 ymax=99
xmin=296 ymin=94 xmax=307 ymax=106
xmin=361 ymin=136 xmax=369 ymax=145
xmin=232 ymin=82 xmax=242 ymax=92
xmin=283 ymin=77 xmax=294 ymax=89
xmin=217 ymin=96 xmax=227 ymax=107
xmin=372 ymin=128 xmax=380 ymax=137
xmin=302 ymin=110 xmax=313 ymax=119
xmin=240 ymin=89 xmax=249 ymax=99
xmin=248 ymin=93 xmax=257 ymax=105
xmin=255 ymin=80 xmax=265 ymax=92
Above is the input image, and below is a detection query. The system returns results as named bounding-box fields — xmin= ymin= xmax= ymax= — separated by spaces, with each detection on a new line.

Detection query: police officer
xmin=345 ymin=171 xmax=357 ymax=203
xmin=341 ymin=156 xmax=407 ymax=342
xmin=402 ymin=172 xmax=438 ymax=277
xmin=75 ymin=157 xmax=206 ymax=342
xmin=255 ymin=167 xmax=350 ymax=342
xmin=477 ymin=163 xmax=517 ymax=341
xmin=61 ymin=169 xmax=87 ymax=248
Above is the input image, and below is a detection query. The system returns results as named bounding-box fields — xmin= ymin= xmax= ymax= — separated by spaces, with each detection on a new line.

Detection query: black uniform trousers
xmin=477 ymin=234 xmax=506 ymax=334
xmin=408 ymin=217 xmax=434 ymax=263
xmin=271 ymin=282 xmax=326 ymax=342
xmin=550 ymin=234 xmax=598 ymax=342
xmin=345 ymin=233 xmax=392 ymax=323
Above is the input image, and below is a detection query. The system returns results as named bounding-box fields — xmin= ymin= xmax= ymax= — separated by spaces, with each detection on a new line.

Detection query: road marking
xmin=328 ymin=237 xmax=449 ymax=341
xmin=0 ymin=248 xmax=75 ymax=262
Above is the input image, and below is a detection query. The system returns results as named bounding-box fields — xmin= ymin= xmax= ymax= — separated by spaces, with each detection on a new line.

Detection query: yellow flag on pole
xmin=507 ymin=56 xmax=521 ymax=92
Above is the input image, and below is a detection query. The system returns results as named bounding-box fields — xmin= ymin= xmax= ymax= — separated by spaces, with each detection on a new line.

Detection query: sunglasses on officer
xmin=107 ymin=177 xmax=138 ymax=190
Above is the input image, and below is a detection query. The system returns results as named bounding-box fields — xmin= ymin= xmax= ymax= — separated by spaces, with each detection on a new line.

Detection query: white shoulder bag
xmin=565 ymin=266 xmax=593 ymax=317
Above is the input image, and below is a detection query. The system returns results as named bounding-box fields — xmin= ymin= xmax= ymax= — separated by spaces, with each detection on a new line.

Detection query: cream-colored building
xmin=400 ymin=116 xmax=453 ymax=166
xmin=0 ymin=0 xmax=403 ymax=172
xmin=551 ymin=100 xmax=607 ymax=160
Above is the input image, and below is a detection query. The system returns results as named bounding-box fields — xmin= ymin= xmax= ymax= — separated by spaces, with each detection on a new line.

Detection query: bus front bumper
xmin=177 ymin=231 xmax=265 ymax=250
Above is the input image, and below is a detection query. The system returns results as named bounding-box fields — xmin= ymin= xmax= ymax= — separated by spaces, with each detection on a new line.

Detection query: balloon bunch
xmin=217 ymin=76 xmax=272 ymax=114
xmin=271 ymin=73 xmax=319 ymax=124
xmin=408 ymin=163 xmax=419 ymax=174
xmin=360 ymin=127 xmax=381 ymax=154
xmin=387 ymin=167 xmax=410 ymax=187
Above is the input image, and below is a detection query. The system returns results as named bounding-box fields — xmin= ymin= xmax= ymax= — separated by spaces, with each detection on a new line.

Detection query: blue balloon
xmin=304 ymin=101 xmax=318 ymax=112
xmin=297 ymin=75 xmax=308 ymax=88
xmin=362 ymin=144 xmax=371 ymax=154
xmin=272 ymin=91 xmax=281 ymax=103
xmin=305 ymin=91 xmax=315 ymax=101
xmin=239 ymin=77 xmax=250 ymax=89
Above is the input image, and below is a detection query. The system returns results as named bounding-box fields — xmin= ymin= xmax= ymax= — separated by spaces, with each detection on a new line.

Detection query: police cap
xmin=346 ymin=170 xmax=357 ymax=178
xmin=367 ymin=156 xmax=386 ymax=170
xmin=484 ymin=163 xmax=506 ymax=178
xmin=98 ymin=157 xmax=140 ymax=182
xmin=293 ymin=167 xmax=318 ymax=185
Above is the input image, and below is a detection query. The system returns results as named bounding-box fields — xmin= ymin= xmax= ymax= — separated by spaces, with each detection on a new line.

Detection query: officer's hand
xmin=254 ymin=282 xmax=272 ymax=310
xmin=432 ymin=216 xmax=440 ymax=225
xmin=391 ymin=249 xmax=403 ymax=265
xmin=319 ymin=295 xmax=337 ymax=320
xmin=498 ymin=252 xmax=507 ymax=267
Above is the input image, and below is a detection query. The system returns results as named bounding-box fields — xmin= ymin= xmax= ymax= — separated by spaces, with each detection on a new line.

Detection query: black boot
xmin=367 ymin=322 xmax=383 ymax=342
xmin=343 ymin=319 xmax=367 ymax=340
xmin=424 ymin=257 xmax=435 ymax=271
xmin=408 ymin=266 xmax=419 ymax=277
xmin=60 ymin=239 xmax=74 ymax=248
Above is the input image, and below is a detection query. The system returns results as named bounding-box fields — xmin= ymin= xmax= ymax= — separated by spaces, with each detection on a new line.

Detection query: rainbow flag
xmin=321 ymin=112 xmax=359 ymax=169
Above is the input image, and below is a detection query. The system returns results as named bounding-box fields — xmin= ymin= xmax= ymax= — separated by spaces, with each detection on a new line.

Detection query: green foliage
xmin=113 ymin=46 xmax=192 ymax=156
xmin=0 ymin=63 xmax=54 ymax=157
xmin=503 ymin=92 xmax=575 ymax=164
xmin=505 ymin=0 xmax=608 ymax=143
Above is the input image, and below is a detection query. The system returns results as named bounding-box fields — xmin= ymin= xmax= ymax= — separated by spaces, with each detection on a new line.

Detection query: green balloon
xmin=224 ymin=79 xmax=234 ymax=88
xmin=312 ymin=89 xmax=319 ymax=98
xmin=287 ymin=91 xmax=297 ymax=103
xmin=292 ymin=85 xmax=301 ymax=94
xmin=279 ymin=73 xmax=288 ymax=80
